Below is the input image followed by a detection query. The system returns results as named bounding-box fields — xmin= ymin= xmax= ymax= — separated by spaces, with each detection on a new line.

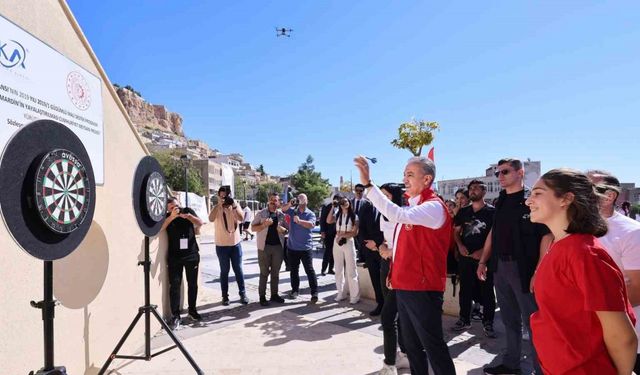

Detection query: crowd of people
xmin=161 ymin=156 xmax=640 ymax=375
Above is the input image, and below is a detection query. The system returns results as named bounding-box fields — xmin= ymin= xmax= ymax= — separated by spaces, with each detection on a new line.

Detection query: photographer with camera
xmin=209 ymin=186 xmax=249 ymax=306
xmin=251 ymin=193 xmax=289 ymax=306
xmin=281 ymin=193 xmax=319 ymax=303
xmin=161 ymin=196 xmax=204 ymax=329
xmin=326 ymin=196 xmax=360 ymax=304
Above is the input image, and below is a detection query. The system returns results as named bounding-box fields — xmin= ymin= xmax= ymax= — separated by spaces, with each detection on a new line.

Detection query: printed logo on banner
xmin=66 ymin=71 xmax=91 ymax=111
xmin=0 ymin=39 xmax=26 ymax=69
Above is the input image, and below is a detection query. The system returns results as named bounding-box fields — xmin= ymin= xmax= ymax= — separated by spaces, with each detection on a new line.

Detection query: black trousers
xmin=380 ymin=260 xmax=406 ymax=365
xmin=168 ymin=255 xmax=199 ymax=317
xmin=321 ymin=233 xmax=335 ymax=273
xmin=635 ymin=354 xmax=640 ymax=375
xmin=458 ymin=256 xmax=496 ymax=324
xmin=288 ymin=249 xmax=318 ymax=294
xmin=396 ymin=290 xmax=455 ymax=375
xmin=364 ymin=248 xmax=384 ymax=306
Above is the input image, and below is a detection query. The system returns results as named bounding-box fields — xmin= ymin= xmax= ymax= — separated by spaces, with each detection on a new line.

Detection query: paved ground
xmin=101 ymin=236 xmax=538 ymax=375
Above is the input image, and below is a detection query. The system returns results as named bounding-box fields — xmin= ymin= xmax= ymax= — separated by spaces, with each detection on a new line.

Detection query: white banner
xmin=0 ymin=15 xmax=104 ymax=184
xmin=177 ymin=191 xmax=208 ymax=222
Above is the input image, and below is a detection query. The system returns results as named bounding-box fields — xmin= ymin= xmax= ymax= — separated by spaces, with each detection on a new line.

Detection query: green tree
xmin=290 ymin=155 xmax=331 ymax=211
xmin=152 ymin=151 xmax=205 ymax=196
xmin=256 ymin=181 xmax=282 ymax=203
xmin=390 ymin=118 xmax=439 ymax=156
xmin=257 ymin=164 xmax=265 ymax=174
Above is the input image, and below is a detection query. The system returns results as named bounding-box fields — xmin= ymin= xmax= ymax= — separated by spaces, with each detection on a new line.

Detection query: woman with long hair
xmin=327 ymin=196 xmax=360 ymax=304
xmin=377 ymin=183 xmax=410 ymax=375
xmin=526 ymin=168 xmax=637 ymax=374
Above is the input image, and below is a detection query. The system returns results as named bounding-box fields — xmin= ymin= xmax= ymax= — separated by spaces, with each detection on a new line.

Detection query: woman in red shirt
xmin=526 ymin=168 xmax=637 ymax=374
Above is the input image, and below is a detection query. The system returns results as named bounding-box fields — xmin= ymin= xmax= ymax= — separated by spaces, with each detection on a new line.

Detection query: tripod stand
xmin=29 ymin=261 xmax=67 ymax=375
xmin=99 ymin=236 xmax=203 ymax=374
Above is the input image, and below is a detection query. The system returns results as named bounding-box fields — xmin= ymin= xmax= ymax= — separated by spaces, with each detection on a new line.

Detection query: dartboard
xmin=145 ymin=171 xmax=166 ymax=222
xmin=34 ymin=149 xmax=91 ymax=234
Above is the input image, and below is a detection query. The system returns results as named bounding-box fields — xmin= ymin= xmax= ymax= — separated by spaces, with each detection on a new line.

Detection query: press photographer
xmin=209 ymin=186 xmax=249 ymax=305
xmin=161 ymin=196 xmax=204 ymax=329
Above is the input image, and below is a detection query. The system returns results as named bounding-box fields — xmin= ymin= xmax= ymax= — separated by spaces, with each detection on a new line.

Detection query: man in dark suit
xmin=352 ymin=184 xmax=368 ymax=264
xmin=319 ymin=195 xmax=338 ymax=275
xmin=358 ymin=191 xmax=385 ymax=316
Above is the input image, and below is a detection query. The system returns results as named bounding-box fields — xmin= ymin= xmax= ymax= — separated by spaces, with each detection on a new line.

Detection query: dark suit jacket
xmin=319 ymin=203 xmax=336 ymax=236
xmin=356 ymin=200 xmax=384 ymax=248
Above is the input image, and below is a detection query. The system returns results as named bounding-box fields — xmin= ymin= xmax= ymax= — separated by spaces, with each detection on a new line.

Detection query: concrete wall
xmin=0 ymin=1 xmax=171 ymax=374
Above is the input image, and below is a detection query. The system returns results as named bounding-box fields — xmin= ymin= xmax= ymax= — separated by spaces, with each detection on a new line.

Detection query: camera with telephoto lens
xmin=220 ymin=185 xmax=234 ymax=207
xmin=337 ymin=237 xmax=347 ymax=246
xmin=332 ymin=200 xmax=339 ymax=208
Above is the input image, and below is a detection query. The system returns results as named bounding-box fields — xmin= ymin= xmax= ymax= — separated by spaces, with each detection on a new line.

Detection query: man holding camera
xmin=162 ymin=196 xmax=204 ymax=329
xmin=209 ymin=186 xmax=249 ymax=306
xmin=251 ymin=193 xmax=289 ymax=306
xmin=282 ymin=193 xmax=319 ymax=303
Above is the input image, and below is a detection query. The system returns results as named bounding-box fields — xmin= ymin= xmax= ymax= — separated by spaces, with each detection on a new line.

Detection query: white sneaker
xmin=379 ymin=363 xmax=398 ymax=375
xmin=335 ymin=293 xmax=346 ymax=302
xmin=349 ymin=298 xmax=360 ymax=304
xmin=395 ymin=351 xmax=410 ymax=369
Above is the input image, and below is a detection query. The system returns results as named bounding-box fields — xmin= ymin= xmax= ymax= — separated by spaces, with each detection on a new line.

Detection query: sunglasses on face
xmin=494 ymin=169 xmax=512 ymax=178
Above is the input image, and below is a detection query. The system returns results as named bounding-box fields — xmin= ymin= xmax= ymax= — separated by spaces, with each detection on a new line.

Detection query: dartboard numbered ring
xmin=35 ymin=149 xmax=91 ymax=234
xmin=145 ymin=171 xmax=166 ymax=222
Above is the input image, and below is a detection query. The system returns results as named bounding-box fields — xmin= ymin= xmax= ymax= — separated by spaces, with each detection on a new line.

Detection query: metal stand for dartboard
xmin=28 ymin=262 xmax=67 ymax=375
xmin=98 ymin=156 xmax=203 ymax=375
xmin=0 ymin=120 xmax=98 ymax=375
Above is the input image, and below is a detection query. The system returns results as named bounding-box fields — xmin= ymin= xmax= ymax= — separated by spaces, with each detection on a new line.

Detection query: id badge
xmin=180 ymin=238 xmax=188 ymax=250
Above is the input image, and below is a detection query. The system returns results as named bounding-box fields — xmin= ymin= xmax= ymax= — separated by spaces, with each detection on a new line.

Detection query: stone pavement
xmin=102 ymin=237 xmax=538 ymax=375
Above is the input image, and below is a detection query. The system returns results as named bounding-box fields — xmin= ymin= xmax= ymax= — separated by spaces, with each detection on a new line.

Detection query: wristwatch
xmin=364 ymin=180 xmax=373 ymax=189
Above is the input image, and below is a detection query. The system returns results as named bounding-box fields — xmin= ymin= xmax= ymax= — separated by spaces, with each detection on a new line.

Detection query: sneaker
xmin=369 ymin=305 xmax=383 ymax=316
xmin=471 ymin=308 xmax=484 ymax=322
xmin=349 ymin=298 xmax=360 ymax=305
xmin=451 ymin=319 xmax=471 ymax=331
xmin=259 ymin=297 xmax=270 ymax=307
xmin=310 ymin=293 xmax=319 ymax=303
xmin=168 ymin=315 xmax=181 ymax=330
xmin=395 ymin=351 xmax=410 ymax=369
xmin=335 ymin=293 xmax=346 ymax=302
xmin=270 ymin=294 xmax=286 ymax=303
xmin=222 ymin=297 xmax=230 ymax=306
xmin=320 ymin=271 xmax=326 ymax=276
xmin=188 ymin=310 xmax=202 ymax=321
xmin=289 ymin=291 xmax=299 ymax=300
xmin=240 ymin=295 xmax=250 ymax=305
xmin=327 ymin=270 xmax=335 ymax=275
xmin=483 ymin=322 xmax=497 ymax=338
xmin=483 ymin=364 xmax=521 ymax=375
xmin=379 ymin=363 xmax=398 ymax=375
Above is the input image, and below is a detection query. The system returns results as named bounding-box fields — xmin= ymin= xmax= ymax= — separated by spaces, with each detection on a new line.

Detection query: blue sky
xmin=67 ymin=1 xmax=639 ymax=186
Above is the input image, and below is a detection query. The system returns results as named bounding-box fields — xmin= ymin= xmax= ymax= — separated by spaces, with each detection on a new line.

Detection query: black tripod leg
xmin=98 ymin=310 xmax=145 ymax=375
xmin=150 ymin=308 xmax=204 ymax=374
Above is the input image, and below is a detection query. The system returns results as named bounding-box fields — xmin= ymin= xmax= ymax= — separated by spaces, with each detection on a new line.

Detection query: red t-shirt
xmin=531 ymin=233 xmax=636 ymax=375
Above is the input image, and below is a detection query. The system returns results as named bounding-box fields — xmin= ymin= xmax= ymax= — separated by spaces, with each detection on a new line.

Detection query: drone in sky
xmin=276 ymin=27 xmax=293 ymax=37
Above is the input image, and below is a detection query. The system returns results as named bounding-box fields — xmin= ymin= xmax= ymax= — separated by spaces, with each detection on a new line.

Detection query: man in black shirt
xmin=162 ymin=196 xmax=204 ymax=329
xmin=251 ymin=193 xmax=288 ymax=306
xmin=452 ymin=180 xmax=496 ymax=337
xmin=478 ymin=159 xmax=553 ymax=375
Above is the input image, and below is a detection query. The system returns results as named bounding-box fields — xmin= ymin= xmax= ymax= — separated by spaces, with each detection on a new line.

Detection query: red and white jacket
xmin=367 ymin=185 xmax=452 ymax=291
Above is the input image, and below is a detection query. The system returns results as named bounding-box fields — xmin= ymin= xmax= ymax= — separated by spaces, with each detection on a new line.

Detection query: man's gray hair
xmin=407 ymin=156 xmax=436 ymax=179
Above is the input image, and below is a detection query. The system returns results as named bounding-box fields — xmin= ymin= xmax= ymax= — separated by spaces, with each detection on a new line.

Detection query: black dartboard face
xmin=34 ymin=149 xmax=92 ymax=234
xmin=145 ymin=171 xmax=166 ymax=222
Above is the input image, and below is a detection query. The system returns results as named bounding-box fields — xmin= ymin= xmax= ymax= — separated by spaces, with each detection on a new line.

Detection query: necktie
xmin=374 ymin=208 xmax=380 ymax=222
xmin=355 ymin=199 xmax=360 ymax=213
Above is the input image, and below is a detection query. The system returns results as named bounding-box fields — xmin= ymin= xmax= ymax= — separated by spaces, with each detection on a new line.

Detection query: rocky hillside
xmin=116 ymin=87 xmax=184 ymax=136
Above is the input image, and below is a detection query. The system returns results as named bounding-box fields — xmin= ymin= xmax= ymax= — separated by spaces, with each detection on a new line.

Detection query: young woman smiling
xmin=526 ymin=168 xmax=637 ymax=375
